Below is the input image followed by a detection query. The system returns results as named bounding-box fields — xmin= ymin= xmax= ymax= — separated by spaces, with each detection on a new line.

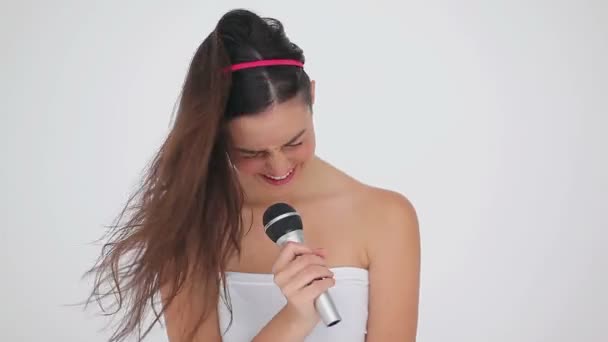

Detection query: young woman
xmin=87 ymin=8 xmax=420 ymax=342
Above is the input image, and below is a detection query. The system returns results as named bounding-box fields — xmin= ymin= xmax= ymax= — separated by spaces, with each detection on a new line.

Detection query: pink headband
xmin=227 ymin=59 xmax=304 ymax=72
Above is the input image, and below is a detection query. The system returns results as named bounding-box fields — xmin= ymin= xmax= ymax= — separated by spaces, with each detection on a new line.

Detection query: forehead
xmin=227 ymin=98 xmax=312 ymax=148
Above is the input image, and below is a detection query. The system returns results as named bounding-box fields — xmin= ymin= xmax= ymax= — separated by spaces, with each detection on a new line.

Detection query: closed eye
xmin=235 ymin=129 xmax=306 ymax=158
xmin=285 ymin=141 xmax=303 ymax=147
xmin=241 ymin=152 xmax=265 ymax=159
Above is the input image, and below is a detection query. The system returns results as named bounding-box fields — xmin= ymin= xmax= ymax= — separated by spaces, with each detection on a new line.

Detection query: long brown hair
xmin=84 ymin=9 xmax=312 ymax=342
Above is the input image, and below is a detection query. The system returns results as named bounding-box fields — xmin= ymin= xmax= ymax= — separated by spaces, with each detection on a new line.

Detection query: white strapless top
xmin=217 ymin=267 xmax=369 ymax=342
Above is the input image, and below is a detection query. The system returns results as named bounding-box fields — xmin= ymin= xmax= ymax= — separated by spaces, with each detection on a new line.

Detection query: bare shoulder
xmin=318 ymin=159 xmax=419 ymax=248
xmin=361 ymin=185 xmax=418 ymax=226
xmin=355 ymin=184 xmax=421 ymax=340
xmin=315 ymin=159 xmax=419 ymax=267
xmin=313 ymin=160 xmax=421 ymax=339
xmin=352 ymin=185 xmax=420 ymax=261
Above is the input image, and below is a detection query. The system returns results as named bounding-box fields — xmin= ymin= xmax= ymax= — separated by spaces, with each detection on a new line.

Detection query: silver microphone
xmin=263 ymin=203 xmax=341 ymax=327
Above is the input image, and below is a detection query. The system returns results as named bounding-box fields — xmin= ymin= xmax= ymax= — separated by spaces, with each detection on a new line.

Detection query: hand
xmin=271 ymin=242 xmax=335 ymax=335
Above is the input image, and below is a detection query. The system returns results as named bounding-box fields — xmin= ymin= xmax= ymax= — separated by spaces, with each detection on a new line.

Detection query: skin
xmin=162 ymin=80 xmax=421 ymax=341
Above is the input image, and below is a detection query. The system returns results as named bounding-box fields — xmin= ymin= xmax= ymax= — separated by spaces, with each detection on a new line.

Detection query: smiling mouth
xmin=264 ymin=169 xmax=293 ymax=180
xmin=261 ymin=168 xmax=295 ymax=185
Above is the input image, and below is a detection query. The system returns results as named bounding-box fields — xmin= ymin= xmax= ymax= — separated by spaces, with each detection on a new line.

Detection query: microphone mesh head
xmin=263 ymin=202 xmax=302 ymax=243
xmin=263 ymin=202 xmax=295 ymax=226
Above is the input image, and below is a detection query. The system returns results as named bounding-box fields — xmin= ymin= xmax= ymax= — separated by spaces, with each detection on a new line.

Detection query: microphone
xmin=263 ymin=202 xmax=342 ymax=327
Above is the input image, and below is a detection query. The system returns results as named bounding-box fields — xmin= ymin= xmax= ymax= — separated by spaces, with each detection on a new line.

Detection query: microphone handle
xmin=276 ymin=229 xmax=342 ymax=327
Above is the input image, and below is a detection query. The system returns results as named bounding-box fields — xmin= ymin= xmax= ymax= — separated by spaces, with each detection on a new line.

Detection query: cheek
xmin=293 ymin=141 xmax=315 ymax=161
xmin=233 ymin=158 xmax=264 ymax=175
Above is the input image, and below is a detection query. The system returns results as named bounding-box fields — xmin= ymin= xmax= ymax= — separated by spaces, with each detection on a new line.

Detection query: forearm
xmin=252 ymin=307 xmax=310 ymax=342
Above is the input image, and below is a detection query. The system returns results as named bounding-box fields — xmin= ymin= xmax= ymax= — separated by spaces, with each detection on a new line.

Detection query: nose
xmin=265 ymin=151 xmax=292 ymax=176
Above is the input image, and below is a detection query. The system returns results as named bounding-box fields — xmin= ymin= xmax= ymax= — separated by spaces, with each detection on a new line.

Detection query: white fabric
xmin=218 ymin=267 xmax=369 ymax=341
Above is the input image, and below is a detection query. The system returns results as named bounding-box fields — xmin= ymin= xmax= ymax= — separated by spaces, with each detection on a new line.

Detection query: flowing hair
xmin=84 ymin=8 xmax=312 ymax=342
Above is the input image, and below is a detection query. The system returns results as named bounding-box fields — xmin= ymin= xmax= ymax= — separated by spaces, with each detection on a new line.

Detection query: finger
xmin=274 ymin=254 xmax=327 ymax=286
xmin=299 ymin=277 xmax=336 ymax=301
xmin=271 ymin=242 xmax=313 ymax=274
xmin=283 ymin=265 xmax=334 ymax=295
xmin=313 ymin=248 xmax=328 ymax=258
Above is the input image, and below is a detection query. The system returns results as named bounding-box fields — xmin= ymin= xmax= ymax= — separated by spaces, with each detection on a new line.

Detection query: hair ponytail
xmin=84 ymin=27 xmax=245 ymax=342
xmin=85 ymin=8 xmax=311 ymax=342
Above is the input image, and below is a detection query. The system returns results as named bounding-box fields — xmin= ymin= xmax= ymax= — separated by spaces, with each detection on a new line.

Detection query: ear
xmin=310 ymin=79 xmax=316 ymax=105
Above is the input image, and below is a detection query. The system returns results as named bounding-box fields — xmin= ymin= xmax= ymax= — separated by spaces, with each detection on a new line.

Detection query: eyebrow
xmin=236 ymin=129 xmax=306 ymax=154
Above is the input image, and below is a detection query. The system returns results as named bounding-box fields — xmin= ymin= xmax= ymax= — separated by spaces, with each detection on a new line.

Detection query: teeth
xmin=265 ymin=169 xmax=293 ymax=180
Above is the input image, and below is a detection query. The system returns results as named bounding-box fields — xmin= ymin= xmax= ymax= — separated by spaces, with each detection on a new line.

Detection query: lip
xmin=261 ymin=168 xmax=296 ymax=186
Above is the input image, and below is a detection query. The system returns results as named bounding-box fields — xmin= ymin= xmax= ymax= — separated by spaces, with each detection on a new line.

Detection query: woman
xmin=86 ymin=8 xmax=420 ymax=342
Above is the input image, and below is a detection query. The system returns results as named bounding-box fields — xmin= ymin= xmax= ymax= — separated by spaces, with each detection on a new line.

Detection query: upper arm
xmin=160 ymin=274 xmax=222 ymax=342
xmin=365 ymin=191 xmax=421 ymax=341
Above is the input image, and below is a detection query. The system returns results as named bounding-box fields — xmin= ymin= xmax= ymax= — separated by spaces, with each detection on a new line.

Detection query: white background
xmin=1 ymin=1 xmax=607 ymax=341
